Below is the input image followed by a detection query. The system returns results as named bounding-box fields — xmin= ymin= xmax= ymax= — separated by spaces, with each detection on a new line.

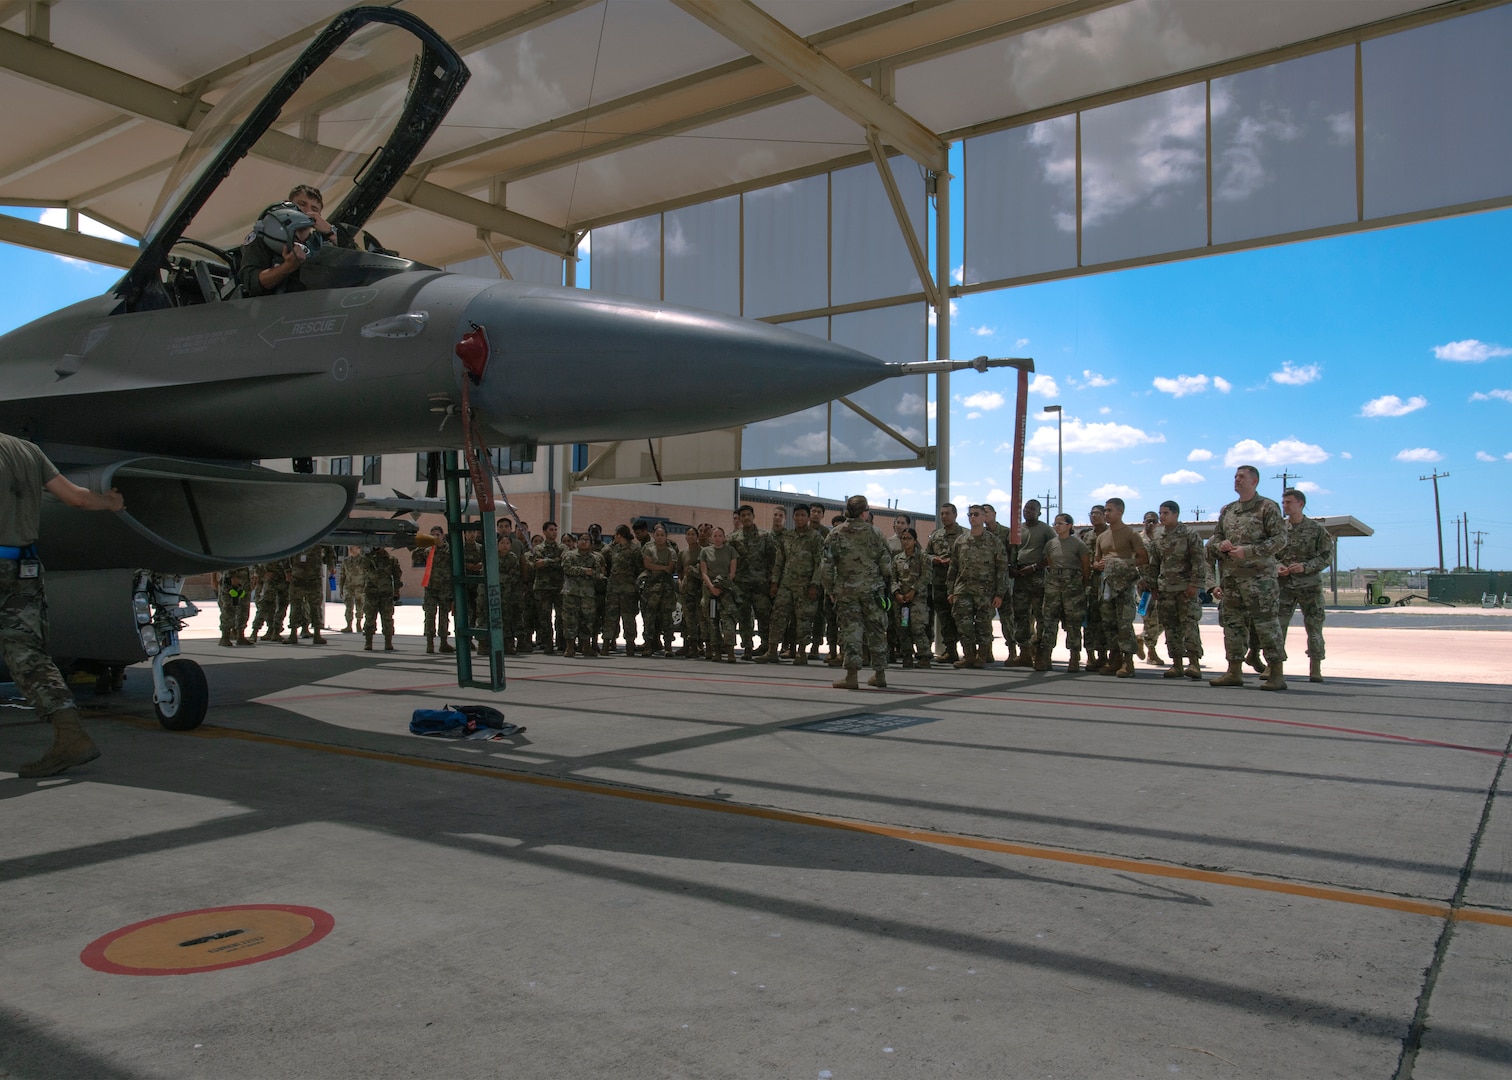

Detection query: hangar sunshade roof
xmin=1 ymin=0 xmax=1502 ymax=273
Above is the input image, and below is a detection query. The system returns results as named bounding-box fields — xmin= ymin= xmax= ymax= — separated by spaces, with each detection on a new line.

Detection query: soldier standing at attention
xmin=286 ymin=544 xmax=333 ymax=645
xmin=1137 ymin=510 xmax=1167 ymax=666
xmin=361 ymin=545 xmax=404 ymax=652
xmin=822 ymin=495 xmax=894 ymax=689
xmin=1007 ymin=499 xmax=1056 ymax=668
xmin=530 ymin=522 xmax=567 ymax=654
xmin=641 ymin=524 xmax=680 ymax=657
xmin=925 ymin=503 xmax=965 ymax=664
xmin=946 ymin=505 xmax=1007 ymax=669
xmin=731 ymin=505 xmax=775 ymax=659
xmin=249 ymin=558 xmax=291 ymax=642
xmin=759 ymin=505 xmax=823 ymax=665
xmin=1077 ymin=506 xmax=1109 ymax=671
xmin=806 ymin=503 xmax=833 ymax=660
xmin=0 ymin=432 xmax=124 ymax=777
xmin=216 ymin=565 xmax=254 ymax=647
xmin=1276 ymin=487 xmax=1331 ymax=683
xmin=1144 ymin=501 xmax=1206 ymax=680
xmin=561 ymin=531 xmax=605 ymax=658
xmin=981 ymin=504 xmax=1016 ymax=663
xmin=496 ymin=530 xmax=524 ymax=655
xmin=1036 ymin=514 xmax=1091 ymax=672
xmin=339 ymin=547 xmax=365 ymax=633
xmin=422 ymin=528 xmax=454 ymax=655
xmin=677 ymin=527 xmax=705 ymax=658
xmin=699 ymin=527 xmax=739 ymax=663
xmin=1092 ymin=497 xmax=1149 ymax=678
xmin=1207 ymin=465 xmax=1289 ymax=690
xmin=891 ymin=527 xmax=932 ymax=669
xmin=601 ymin=526 xmax=641 ymax=656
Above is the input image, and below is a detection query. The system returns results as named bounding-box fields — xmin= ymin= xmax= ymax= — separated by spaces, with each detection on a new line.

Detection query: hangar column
xmin=933 ymin=168 xmax=951 ymax=513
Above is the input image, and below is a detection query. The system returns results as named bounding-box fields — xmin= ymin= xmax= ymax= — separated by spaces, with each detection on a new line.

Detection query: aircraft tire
xmin=155 ymin=659 xmax=208 ymax=731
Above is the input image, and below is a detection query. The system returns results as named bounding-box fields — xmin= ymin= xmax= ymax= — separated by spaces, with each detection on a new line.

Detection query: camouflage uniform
xmin=1038 ymin=535 xmax=1090 ymax=659
xmin=361 ymin=548 xmax=405 ymax=645
xmin=250 ymin=558 xmax=291 ymax=641
xmin=1276 ymin=516 xmax=1331 ymax=662
xmin=988 ymin=521 xmax=1016 ymax=649
xmin=768 ymin=525 xmax=824 ymax=657
xmin=925 ymin=521 xmax=965 ymax=656
xmin=699 ymin=544 xmax=739 ymax=652
xmin=821 ymin=519 xmax=893 ymax=673
xmin=1077 ymin=525 xmax=1109 ymax=660
xmin=678 ymin=542 xmax=705 ymax=655
xmin=1094 ymin=525 xmax=1145 ymax=658
xmin=947 ymin=530 xmax=1007 ymax=658
xmin=602 ymin=540 xmax=643 ymax=651
xmin=1146 ymin=523 xmax=1207 ymax=661
xmin=287 ymin=544 xmax=333 ymax=638
xmin=1207 ymin=495 xmax=1287 ymax=664
xmin=731 ymin=524 xmax=775 ymax=653
xmin=497 ymin=542 xmax=524 ymax=648
xmin=561 ymin=546 xmax=604 ymax=649
xmin=217 ymin=566 xmax=254 ymax=644
xmin=891 ymin=546 xmax=932 ymax=664
xmin=340 ymin=554 xmax=366 ymax=631
xmin=1009 ymin=519 xmax=1056 ymax=657
xmin=530 ymin=538 xmax=567 ymax=652
xmin=808 ymin=520 xmax=833 ymax=653
xmin=422 ymin=538 xmax=454 ymax=644
xmin=1138 ymin=525 xmax=1164 ymax=656
xmin=641 ymin=541 xmax=680 ymax=653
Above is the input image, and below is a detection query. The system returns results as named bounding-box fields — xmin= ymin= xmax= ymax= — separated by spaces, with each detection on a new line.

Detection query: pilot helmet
xmin=253 ymin=202 xmax=318 ymax=255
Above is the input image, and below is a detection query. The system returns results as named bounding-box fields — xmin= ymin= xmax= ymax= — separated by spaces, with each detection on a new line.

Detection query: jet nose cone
xmin=460 ymin=283 xmax=889 ymax=442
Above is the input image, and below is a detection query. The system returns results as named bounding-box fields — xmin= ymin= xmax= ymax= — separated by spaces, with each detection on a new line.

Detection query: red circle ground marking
xmin=81 ymin=905 xmax=334 ymax=976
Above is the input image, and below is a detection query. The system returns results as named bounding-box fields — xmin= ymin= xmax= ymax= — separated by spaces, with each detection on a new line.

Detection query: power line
xmin=1419 ymin=470 xmax=1449 ymax=572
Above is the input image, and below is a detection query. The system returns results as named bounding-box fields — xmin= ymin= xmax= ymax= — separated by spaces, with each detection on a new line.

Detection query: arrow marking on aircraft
xmin=259 ymin=314 xmax=348 ymax=347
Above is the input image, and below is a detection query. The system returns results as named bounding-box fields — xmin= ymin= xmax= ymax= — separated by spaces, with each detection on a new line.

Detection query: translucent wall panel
xmin=829 ymin=306 xmax=928 ymax=464
xmin=1080 ymin=84 xmax=1207 ymax=266
xmin=445 ymin=250 xmax=564 ymax=286
xmin=963 ymin=115 xmax=1077 ymax=284
xmin=590 ymin=215 xmax=660 ymax=301
xmin=1211 ymin=48 xmax=1356 ymax=245
xmin=830 ymin=158 xmax=924 ymax=306
xmin=741 ymin=318 xmax=831 ymax=471
xmin=742 ymin=174 xmax=828 ymax=319
xmin=1364 ymin=4 xmax=1512 ymax=219
xmin=663 ymin=195 xmax=740 ymax=316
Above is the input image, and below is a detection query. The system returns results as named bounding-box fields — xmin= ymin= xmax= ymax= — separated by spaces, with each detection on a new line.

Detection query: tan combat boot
xmin=867 ymin=669 xmax=887 ymax=688
xmin=1116 ymin=654 xmax=1136 ymax=678
xmin=1309 ymin=657 xmax=1324 ymax=683
xmin=953 ymin=646 xmax=976 ymax=669
xmin=218 ymin=631 xmax=233 ymax=648
xmin=1245 ymin=647 xmax=1266 ymax=674
xmin=1185 ymin=656 xmax=1202 ymax=680
xmin=975 ymin=643 xmax=992 ymax=669
xmin=1163 ymin=656 xmax=1184 ymax=679
xmin=312 ymin=630 xmax=327 ymax=645
xmin=1260 ymin=658 xmax=1287 ymax=691
xmin=237 ymin=630 xmax=253 ymax=646
xmin=1146 ymin=646 xmax=1165 ymax=667
xmin=832 ymin=667 xmax=860 ymax=690
xmin=564 ymin=640 xmax=576 ymax=658
xmin=384 ymin=634 xmax=395 ymax=652
xmin=916 ymin=654 xmax=930 ymax=670
xmin=440 ymin=637 xmax=455 ymax=654
xmin=1033 ymin=649 xmax=1052 ymax=672
xmin=19 ymin=707 xmax=101 ymax=778
xmin=1209 ymin=660 xmax=1244 ymax=687
xmin=425 ymin=637 xmax=435 ymax=654
xmin=363 ymin=634 xmax=374 ymax=651
xmin=1066 ymin=650 xmax=1081 ymax=673
xmin=1133 ymin=639 xmax=1145 ymax=660
xmin=1100 ymin=650 xmax=1121 ymax=676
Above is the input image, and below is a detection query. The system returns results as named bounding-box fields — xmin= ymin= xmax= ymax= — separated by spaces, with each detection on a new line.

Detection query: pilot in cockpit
xmin=238 ymin=202 xmax=317 ymax=297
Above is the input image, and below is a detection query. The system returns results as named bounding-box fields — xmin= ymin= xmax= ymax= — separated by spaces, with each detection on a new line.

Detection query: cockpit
xmin=159 ymin=237 xmax=435 ymax=308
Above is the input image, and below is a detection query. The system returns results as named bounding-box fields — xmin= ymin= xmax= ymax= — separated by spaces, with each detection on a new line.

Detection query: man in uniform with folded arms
xmin=1207 ymin=465 xmax=1289 ymax=690
xmin=1 ymin=432 xmax=125 ymax=777
xmin=1092 ymin=497 xmax=1149 ymax=678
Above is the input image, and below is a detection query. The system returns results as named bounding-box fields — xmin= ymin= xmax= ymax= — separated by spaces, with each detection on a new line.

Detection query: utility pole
xmin=1190 ymin=504 xmax=1205 ymax=521
xmin=1472 ymin=530 xmax=1488 ymax=570
xmin=1452 ymin=514 xmax=1463 ymax=569
xmin=1419 ymin=470 xmax=1449 ymax=571
xmin=1273 ymin=471 xmax=1301 ymax=497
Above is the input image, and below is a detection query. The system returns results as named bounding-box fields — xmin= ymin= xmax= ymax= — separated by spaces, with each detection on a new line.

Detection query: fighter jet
xmin=0 ymin=6 xmax=1009 ymax=731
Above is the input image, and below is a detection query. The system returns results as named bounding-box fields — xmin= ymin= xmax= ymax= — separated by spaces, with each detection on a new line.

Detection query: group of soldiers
xmin=216 ymin=544 xmax=405 ymax=652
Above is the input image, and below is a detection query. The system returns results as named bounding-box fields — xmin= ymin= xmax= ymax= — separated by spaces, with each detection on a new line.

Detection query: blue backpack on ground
xmin=409 ymin=707 xmax=469 ymax=737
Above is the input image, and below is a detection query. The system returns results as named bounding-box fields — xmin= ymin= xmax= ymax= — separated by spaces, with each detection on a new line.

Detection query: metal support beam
xmin=0 ymin=211 xmax=137 ymax=266
xmin=477 ymin=229 xmax=514 ymax=279
xmin=670 ymin=0 xmax=946 ymax=172
xmin=933 ymin=166 xmax=951 ymax=512
xmin=865 ymin=130 xmax=938 ymax=309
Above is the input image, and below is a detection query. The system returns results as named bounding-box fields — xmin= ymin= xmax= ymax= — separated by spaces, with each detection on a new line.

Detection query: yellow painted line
xmin=175 ymin=722 xmax=1512 ymax=929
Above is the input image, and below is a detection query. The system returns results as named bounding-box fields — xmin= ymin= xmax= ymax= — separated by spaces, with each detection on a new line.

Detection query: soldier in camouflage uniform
xmin=1078 ymin=506 xmax=1109 ymax=671
xmin=530 ymin=522 xmax=567 ymax=654
xmin=1 ymin=431 xmax=123 ymax=777
xmin=677 ymin=528 xmax=705 ymax=657
xmin=561 ymin=531 xmax=605 ymax=657
xmin=806 ymin=503 xmax=833 ymax=658
xmin=1037 ymin=514 xmax=1091 ymax=672
xmin=757 ymin=506 xmax=823 ymax=665
xmin=982 ymin=505 xmax=1016 ymax=662
xmin=822 ymin=495 xmax=894 ymax=689
xmin=730 ymin=505 xmax=775 ymax=658
xmin=496 ymin=532 xmax=524 ymax=655
xmin=422 ymin=528 xmax=454 ymax=654
xmin=891 ymin=528 xmax=932 ymax=668
xmin=1276 ymin=488 xmax=1332 ymax=683
xmin=361 ymin=546 xmax=405 ymax=651
xmin=699 ymin=527 xmax=739 ymax=661
xmin=641 ymin=525 xmax=680 ymax=656
xmin=1092 ymin=498 xmax=1149 ymax=678
xmin=926 ymin=503 xmax=965 ymax=663
xmin=286 ymin=543 xmax=334 ymax=645
xmin=1008 ymin=500 xmax=1057 ymax=667
xmin=1206 ymin=465 xmax=1288 ymax=690
xmin=602 ymin=525 xmax=643 ymax=656
xmin=339 ymin=547 xmax=366 ymax=632
xmin=947 ymin=505 xmax=1007 ymax=669
xmin=249 ymin=558 xmax=291 ymax=642
xmin=217 ymin=565 xmax=255 ymax=647
xmin=1144 ymin=501 xmax=1207 ymax=680
xmin=1137 ymin=511 xmax=1167 ymax=665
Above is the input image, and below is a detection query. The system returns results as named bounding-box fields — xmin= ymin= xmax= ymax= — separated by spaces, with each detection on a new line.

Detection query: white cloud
xmin=986 ymin=488 xmax=1011 ymax=503
xmin=1160 ymin=469 xmax=1204 ymax=485
xmin=1082 ymin=370 xmax=1115 ymax=388
xmin=1360 ymin=394 xmax=1428 ymax=418
xmin=1186 ymin=448 xmax=1213 ymax=462
xmin=1099 ymin=406 xmax=1112 ymax=415
xmin=1340 ymin=451 xmax=1352 ymax=459
xmin=1213 ymin=376 xmax=1233 ymax=394
xmin=1433 ymin=339 xmax=1512 ymax=362
xmin=1470 ymin=388 xmax=1512 ymax=403
xmin=959 ymin=390 xmax=1004 ymax=411
xmin=1089 ymin=483 xmax=1139 ymax=502
xmin=1023 ymin=455 xmax=1048 ymax=474
xmin=1028 ymin=418 xmax=1164 ymax=454
xmin=952 ymin=264 xmax=964 ymax=285
xmin=1395 ymin=448 xmax=1443 ymax=463
xmin=927 ymin=299 xmax=960 ymax=327
xmin=1506 ymin=453 xmax=1512 ymax=462
xmin=926 ymin=400 xmax=937 ymax=420
xmin=1223 ymin=437 xmax=1329 ymax=467
xmin=966 ymin=412 xmax=981 ymax=420
xmin=1153 ymin=374 xmax=1211 ymax=397
xmin=1271 ymin=361 xmax=1321 ymax=386
xmin=864 ymin=483 xmax=889 ymax=503
xmin=1476 ymin=451 xmax=1497 ymax=462
xmin=1015 ymin=338 xmax=1030 ymax=349
xmin=972 ymin=325 xmax=996 ymax=337
xmin=1295 ymin=481 xmax=1329 ymax=495
xmin=1028 ymin=374 xmax=1060 ymax=397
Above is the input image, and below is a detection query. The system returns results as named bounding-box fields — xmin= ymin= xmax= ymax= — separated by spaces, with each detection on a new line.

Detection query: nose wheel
xmin=154 ymin=658 xmax=208 ymax=731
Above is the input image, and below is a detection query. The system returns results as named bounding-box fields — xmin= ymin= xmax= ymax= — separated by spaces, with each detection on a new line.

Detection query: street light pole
xmin=1045 ymin=404 xmax=1063 ymax=521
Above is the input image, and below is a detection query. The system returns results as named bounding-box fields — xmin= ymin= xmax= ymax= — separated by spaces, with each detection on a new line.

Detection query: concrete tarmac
xmin=2 ymin=606 xmax=1508 ymax=1079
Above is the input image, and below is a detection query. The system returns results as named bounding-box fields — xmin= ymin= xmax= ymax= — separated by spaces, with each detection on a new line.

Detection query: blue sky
xmin=3 ymin=202 xmax=1507 ymax=570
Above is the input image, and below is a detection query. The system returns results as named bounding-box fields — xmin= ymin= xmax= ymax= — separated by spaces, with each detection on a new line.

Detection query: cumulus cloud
xmin=1476 ymin=451 xmax=1497 ymax=462
xmin=1160 ymin=469 xmax=1204 ymax=485
xmin=1082 ymin=370 xmax=1115 ymax=388
xmin=1029 ymin=374 xmax=1060 ymax=397
xmin=1027 ymin=418 xmax=1164 ymax=454
xmin=986 ymin=488 xmax=1011 ymax=504
xmin=972 ymin=325 xmax=996 ymax=337
xmin=1023 ymin=455 xmax=1048 ymax=474
xmin=1434 ymin=339 xmax=1512 ymax=362
xmin=1213 ymin=376 xmax=1233 ymax=394
xmin=1223 ymin=437 xmax=1329 ymax=467
xmin=1360 ymin=394 xmax=1428 ymax=418
xmin=1295 ymin=481 xmax=1330 ymax=495
xmin=952 ymin=264 xmax=964 ymax=285
xmin=1154 ymin=373 xmax=1231 ymax=397
xmin=1271 ymin=362 xmax=1321 ymax=386
xmin=1341 ymin=451 xmax=1352 ymax=459
xmin=1187 ymin=448 xmax=1213 ymax=462
xmin=1089 ymin=483 xmax=1139 ymax=502
xmin=1395 ymin=448 xmax=1443 ymax=463
xmin=926 ymin=400 xmax=937 ymax=420
xmin=1470 ymin=389 xmax=1512 ymax=403
xmin=1099 ymin=406 xmax=1112 ymax=415
xmin=959 ymin=390 xmax=1004 ymax=411
xmin=1015 ymin=338 xmax=1030 ymax=349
